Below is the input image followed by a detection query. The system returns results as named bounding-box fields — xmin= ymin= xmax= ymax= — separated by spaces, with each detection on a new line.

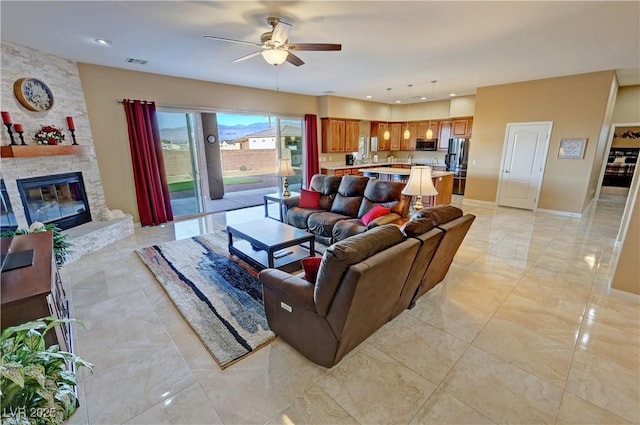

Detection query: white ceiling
xmin=2 ymin=1 xmax=639 ymax=104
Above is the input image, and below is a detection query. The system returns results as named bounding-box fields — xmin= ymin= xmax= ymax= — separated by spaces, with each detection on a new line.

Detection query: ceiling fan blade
xmin=288 ymin=43 xmax=342 ymax=51
xmin=286 ymin=52 xmax=305 ymax=67
xmin=203 ymin=35 xmax=262 ymax=47
xmin=231 ymin=51 xmax=262 ymax=63
xmin=271 ymin=21 xmax=292 ymax=46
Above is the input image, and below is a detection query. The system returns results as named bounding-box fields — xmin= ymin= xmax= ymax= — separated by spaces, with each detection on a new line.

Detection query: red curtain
xmin=123 ymin=99 xmax=173 ymax=226
xmin=304 ymin=114 xmax=319 ymax=187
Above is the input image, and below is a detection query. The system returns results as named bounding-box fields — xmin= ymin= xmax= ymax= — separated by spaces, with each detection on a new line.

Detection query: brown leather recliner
xmin=258 ymin=225 xmax=420 ymax=368
xmin=389 ymin=217 xmax=445 ymax=319
xmin=409 ymin=205 xmax=476 ymax=302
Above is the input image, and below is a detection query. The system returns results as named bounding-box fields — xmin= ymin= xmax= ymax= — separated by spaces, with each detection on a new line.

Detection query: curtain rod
xmin=115 ymin=99 xmax=155 ymax=104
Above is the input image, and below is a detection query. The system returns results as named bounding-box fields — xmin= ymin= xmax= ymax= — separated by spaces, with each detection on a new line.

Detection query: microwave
xmin=416 ymin=138 xmax=438 ymax=151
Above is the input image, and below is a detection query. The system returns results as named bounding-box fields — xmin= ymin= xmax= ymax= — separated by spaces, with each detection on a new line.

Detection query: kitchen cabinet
xmin=370 ymin=122 xmax=390 ymax=151
xmin=466 ymin=119 xmax=473 ymax=137
xmin=321 ymin=118 xmax=360 ymax=153
xmin=422 ymin=173 xmax=453 ymax=207
xmin=418 ymin=121 xmax=438 ymax=140
xmin=438 ymin=121 xmax=452 ymax=151
xmin=320 ymin=167 xmax=364 ymax=177
xmin=401 ymin=122 xmax=417 ymax=150
xmin=390 ymin=123 xmax=402 ymax=151
xmin=452 ymin=120 xmax=468 ymax=136
xmin=345 ymin=120 xmax=360 ymax=152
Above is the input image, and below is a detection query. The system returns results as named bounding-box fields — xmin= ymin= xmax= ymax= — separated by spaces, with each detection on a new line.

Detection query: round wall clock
xmin=13 ymin=78 xmax=54 ymax=112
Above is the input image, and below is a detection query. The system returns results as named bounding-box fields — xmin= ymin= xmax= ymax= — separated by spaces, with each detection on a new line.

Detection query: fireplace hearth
xmin=16 ymin=172 xmax=91 ymax=230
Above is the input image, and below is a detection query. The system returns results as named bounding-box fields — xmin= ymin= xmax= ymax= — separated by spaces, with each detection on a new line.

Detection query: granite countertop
xmin=320 ymin=161 xmax=411 ymax=170
xmin=357 ymin=167 xmax=454 ymax=177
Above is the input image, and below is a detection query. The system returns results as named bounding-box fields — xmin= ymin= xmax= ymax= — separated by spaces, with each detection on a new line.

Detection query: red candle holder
xmin=13 ymin=123 xmax=25 ymax=145
xmin=3 ymin=123 xmax=17 ymax=145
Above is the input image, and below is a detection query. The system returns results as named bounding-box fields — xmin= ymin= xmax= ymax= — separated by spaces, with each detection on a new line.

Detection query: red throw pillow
xmin=360 ymin=205 xmax=391 ymax=225
xmin=301 ymin=257 xmax=322 ymax=283
xmin=298 ymin=188 xmax=321 ymax=209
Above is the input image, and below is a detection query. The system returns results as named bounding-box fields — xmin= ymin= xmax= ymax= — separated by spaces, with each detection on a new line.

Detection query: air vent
xmin=125 ymin=58 xmax=148 ymax=65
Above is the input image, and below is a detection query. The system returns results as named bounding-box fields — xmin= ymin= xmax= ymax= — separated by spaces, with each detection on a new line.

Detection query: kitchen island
xmin=358 ymin=167 xmax=455 ymax=206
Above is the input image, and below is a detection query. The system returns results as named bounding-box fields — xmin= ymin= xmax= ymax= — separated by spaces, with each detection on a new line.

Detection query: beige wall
xmin=77 ymin=63 xmax=318 ymax=222
xmin=612 ymin=85 xmax=640 ymax=123
xmin=465 ymin=70 xmax=616 ymax=214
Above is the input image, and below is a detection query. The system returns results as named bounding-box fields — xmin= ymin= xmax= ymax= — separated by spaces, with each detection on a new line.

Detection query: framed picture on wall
xmin=558 ymin=138 xmax=587 ymax=159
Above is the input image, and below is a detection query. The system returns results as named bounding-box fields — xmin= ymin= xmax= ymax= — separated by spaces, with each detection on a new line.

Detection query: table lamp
xmin=276 ymin=158 xmax=295 ymax=197
xmin=401 ymin=166 xmax=438 ymax=211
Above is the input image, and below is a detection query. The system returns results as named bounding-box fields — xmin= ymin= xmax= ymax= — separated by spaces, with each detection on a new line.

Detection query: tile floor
xmin=60 ymin=196 xmax=640 ymax=425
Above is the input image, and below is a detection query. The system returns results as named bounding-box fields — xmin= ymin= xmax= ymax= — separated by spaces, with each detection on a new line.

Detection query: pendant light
xmin=383 ymin=88 xmax=391 ymax=141
xmin=426 ymin=80 xmax=436 ymax=139
xmin=403 ymin=84 xmax=412 ymax=140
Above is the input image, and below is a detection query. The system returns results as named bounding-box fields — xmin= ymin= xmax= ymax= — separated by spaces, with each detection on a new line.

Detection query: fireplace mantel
xmin=1 ymin=145 xmax=94 ymax=158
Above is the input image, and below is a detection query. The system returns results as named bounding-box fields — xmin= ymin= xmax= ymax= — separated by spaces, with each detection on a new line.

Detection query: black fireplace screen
xmin=16 ymin=172 xmax=91 ymax=230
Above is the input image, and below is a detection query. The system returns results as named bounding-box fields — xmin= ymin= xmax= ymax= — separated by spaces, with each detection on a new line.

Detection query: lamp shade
xmin=262 ymin=49 xmax=289 ymax=65
xmin=275 ymin=158 xmax=295 ymax=177
xmin=401 ymin=166 xmax=438 ymax=197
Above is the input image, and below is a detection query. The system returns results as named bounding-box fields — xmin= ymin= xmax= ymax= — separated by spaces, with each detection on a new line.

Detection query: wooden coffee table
xmin=227 ymin=218 xmax=315 ymax=270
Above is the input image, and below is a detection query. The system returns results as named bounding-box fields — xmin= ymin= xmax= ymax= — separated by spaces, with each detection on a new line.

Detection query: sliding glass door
xmin=278 ymin=117 xmax=303 ymax=193
xmin=157 ymin=111 xmax=203 ymax=217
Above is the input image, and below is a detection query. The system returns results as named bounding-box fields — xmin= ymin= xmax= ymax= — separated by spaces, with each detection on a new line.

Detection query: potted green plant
xmin=1 ymin=223 xmax=72 ymax=268
xmin=0 ymin=317 xmax=92 ymax=425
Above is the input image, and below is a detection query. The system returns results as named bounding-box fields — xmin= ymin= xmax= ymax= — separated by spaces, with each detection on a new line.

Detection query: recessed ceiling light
xmin=449 ymin=93 xmax=456 ymax=97
xmin=420 ymin=96 xmax=427 ymax=100
xmin=395 ymin=100 xmax=402 ymax=103
xmin=95 ymin=39 xmax=111 ymax=46
xmin=365 ymin=95 xmax=372 ymax=99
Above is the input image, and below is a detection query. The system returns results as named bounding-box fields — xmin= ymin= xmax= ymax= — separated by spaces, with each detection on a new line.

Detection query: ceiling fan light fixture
xmin=261 ymin=49 xmax=289 ymax=65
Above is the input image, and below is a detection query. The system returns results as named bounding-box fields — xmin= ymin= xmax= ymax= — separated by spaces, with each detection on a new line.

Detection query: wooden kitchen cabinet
xmin=466 ymin=118 xmax=473 ymax=137
xmin=321 ymin=118 xmax=345 ymax=152
xmin=370 ymin=122 xmax=390 ymax=151
xmin=424 ymin=173 xmax=454 ymax=206
xmin=438 ymin=121 xmax=452 ymax=151
xmin=345 ymin=120 xmax=360 ymax=152
xmin=418 ymin=121 xmax=438 ymax=140
xmin=390 ymin=123 xmax=402 ymax=151
xmin=321 ymin=118 xmax=361 ymax=153
xmin=452 ymin=120 xmax=468 ymax=136
xmin=401 ymin=123 xmax=418 ymax=150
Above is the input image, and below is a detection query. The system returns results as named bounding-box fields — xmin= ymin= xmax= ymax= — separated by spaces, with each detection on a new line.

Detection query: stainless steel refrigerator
xmin=445 ymin=137 xmax=470 ymax=195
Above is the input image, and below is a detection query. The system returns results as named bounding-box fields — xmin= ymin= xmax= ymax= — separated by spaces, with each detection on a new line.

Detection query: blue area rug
xmin=136 ymin=231 xmax=275 ymax=369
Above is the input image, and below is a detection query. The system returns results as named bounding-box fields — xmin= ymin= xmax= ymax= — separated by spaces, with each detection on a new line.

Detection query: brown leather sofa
xmin=282 ymin=174 xmax=410 ymax=245
xmin=258 ymin=206 xmax=475 ymax=368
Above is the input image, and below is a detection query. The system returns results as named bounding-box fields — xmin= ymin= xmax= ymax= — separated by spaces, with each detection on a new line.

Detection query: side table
xmin=264 ymin=191 xmax=299 ymax=222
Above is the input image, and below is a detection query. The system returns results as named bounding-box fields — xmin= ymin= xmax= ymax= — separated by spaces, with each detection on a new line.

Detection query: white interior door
xmin=498 ymin=122 xmax=552 ymax=210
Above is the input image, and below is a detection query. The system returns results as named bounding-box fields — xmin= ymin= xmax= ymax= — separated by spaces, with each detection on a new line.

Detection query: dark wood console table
xmin=1 ymin=231 xmax=72 ymax=352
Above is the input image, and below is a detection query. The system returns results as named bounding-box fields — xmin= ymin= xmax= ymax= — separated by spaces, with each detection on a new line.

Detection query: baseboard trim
xmin=535 ymin=208 xmax=582 ymax=218
xmin=461 ymin=198 xmax=497 ymax=207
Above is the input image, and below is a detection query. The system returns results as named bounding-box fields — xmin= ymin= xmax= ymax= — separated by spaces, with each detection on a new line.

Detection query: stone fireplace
xmin=1 ymin=41 xmax=134 ymax=263
xmin=16 ymin=171 xmax=91 ymax=230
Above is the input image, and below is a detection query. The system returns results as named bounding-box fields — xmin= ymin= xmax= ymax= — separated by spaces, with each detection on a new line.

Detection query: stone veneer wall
xmin=1 ymin=41 xmax=107 ymax=228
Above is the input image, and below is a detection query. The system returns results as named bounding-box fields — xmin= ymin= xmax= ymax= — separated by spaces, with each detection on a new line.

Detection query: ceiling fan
xmin=204 ymin=16 xmax=342 ymax=67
